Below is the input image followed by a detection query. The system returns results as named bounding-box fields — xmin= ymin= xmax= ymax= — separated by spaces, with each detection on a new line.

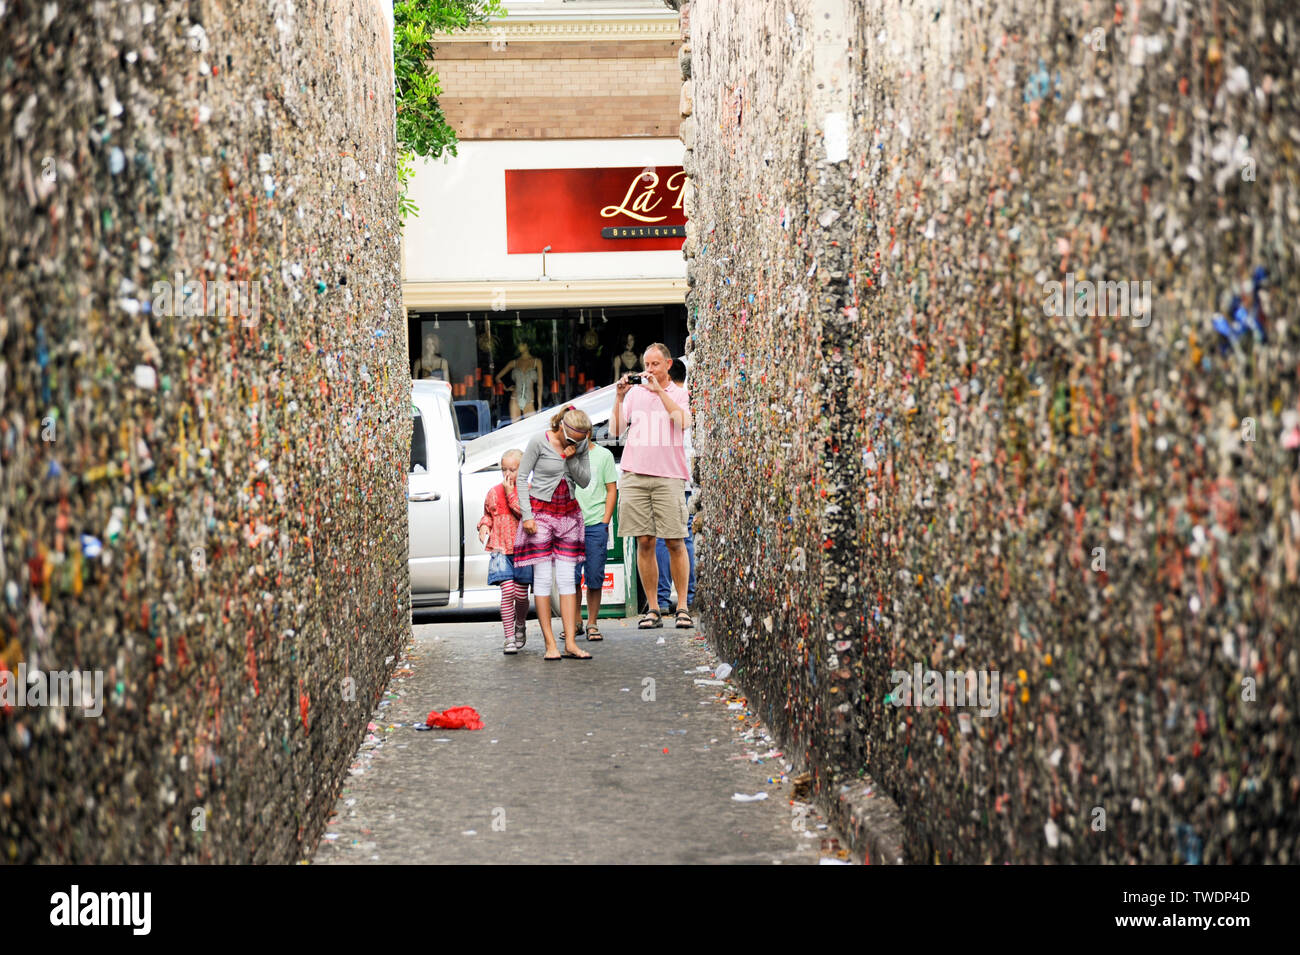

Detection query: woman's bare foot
xmin=561 ymin=638 xmax=592 ymax=659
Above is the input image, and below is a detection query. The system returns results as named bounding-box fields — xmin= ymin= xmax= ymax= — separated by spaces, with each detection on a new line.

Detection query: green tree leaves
xmin=394 ymin=1 xmax=504 ymax=219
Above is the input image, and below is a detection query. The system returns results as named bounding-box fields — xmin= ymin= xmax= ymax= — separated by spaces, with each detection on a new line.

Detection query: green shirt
xmin=576 ymin=443 xmax=618 ymax=526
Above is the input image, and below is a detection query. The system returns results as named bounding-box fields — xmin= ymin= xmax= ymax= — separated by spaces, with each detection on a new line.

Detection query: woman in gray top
xmin=513 ymin=406 xmax=593 ymax=660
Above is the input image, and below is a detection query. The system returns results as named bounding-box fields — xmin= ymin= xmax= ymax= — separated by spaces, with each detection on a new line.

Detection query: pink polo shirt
xmin=619 ymin=381 xmax=690 ymax=480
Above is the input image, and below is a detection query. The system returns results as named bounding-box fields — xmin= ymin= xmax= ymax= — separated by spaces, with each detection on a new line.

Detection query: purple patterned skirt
xmin=513 ymin=480 xmax=585 ymax=565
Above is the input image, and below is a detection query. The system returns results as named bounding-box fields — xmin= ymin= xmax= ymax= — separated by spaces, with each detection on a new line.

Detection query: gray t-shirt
xmin=518 ymin=431 xmax=591 ymax=522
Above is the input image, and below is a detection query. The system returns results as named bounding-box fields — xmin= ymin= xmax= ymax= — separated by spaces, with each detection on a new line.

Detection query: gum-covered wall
xmin=684 ymin=0 xmax=1300 ymax=863
xmin=0 ymin=0 xmax=407 ymax=862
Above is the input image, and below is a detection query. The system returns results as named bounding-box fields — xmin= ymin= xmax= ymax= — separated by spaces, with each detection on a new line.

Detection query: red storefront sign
xmin=504 ymin=166 xmax=686 ymax=254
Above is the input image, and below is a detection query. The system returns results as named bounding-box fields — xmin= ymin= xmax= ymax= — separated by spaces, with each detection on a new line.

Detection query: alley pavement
xmin=312 ymin=614 xmax=848 ymax=864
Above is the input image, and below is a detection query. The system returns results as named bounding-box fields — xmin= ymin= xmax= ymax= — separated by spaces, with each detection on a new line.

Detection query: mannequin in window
xmin=412 ymin=332 xmax=450 ymax=381
xmin=496 ymin=341 xmax=543 ymax=421
xmin=612 ymin=333 xmax=641 ymax=382
xmin=578 ymin=324 xmax=603 ymax=386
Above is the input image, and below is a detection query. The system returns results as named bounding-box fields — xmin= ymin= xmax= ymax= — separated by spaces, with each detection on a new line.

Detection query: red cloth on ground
xmin=425 ymin=706 xmax=484 ymax=730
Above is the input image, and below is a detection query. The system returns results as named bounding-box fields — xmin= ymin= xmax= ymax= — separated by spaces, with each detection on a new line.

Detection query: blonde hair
xmin=501 ymin=449 xmax=522 ymax=468
xmin=549 ymin=406 xmax=592 ymax=434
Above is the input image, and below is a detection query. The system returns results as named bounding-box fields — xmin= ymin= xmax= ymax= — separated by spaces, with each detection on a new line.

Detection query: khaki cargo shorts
xmin=617 ymin=471 xmax=688 ymax=539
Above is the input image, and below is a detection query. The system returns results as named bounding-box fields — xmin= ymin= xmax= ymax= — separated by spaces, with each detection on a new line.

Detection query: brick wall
xmin=0 ymin=0 xmax=407 ymax=862
xmin=683 ymin=0 xmax=1300 ymax=863
xmin=434 ymin=40 xmax=680 ymax=138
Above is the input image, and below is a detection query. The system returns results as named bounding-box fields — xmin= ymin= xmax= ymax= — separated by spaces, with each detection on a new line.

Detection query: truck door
xmin=408 ymin=397 xmax=458 ymax=604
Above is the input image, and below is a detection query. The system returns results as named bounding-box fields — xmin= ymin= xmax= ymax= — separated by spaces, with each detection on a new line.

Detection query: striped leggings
xmin=499 ymin=580 xmax=530 ymax=641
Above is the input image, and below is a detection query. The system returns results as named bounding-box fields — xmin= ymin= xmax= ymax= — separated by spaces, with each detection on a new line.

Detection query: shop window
xmin=408 ymin=306 xmax=687 ymax=437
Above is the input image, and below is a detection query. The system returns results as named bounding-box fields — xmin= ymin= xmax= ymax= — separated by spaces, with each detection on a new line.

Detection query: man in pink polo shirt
xmin=611 ymin=343 xmax=694 ymax=630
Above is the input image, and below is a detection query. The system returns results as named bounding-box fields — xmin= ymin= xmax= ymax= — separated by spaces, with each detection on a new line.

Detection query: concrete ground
xmin=312 ymin=614 xmax=851 ymax=864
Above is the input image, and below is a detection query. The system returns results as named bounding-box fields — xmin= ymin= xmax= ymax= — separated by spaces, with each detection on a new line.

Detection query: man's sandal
xmin=675 ymin=610 xmax=694 ymax=629
xmin=638 ymin=610 xmax=664 ymax=629
xmin=586 ymin=625 xmax=603 ymax=641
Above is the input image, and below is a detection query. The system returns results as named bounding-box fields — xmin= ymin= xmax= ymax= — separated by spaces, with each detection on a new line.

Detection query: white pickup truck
xmin=408 ymin=379 xmax=629 ymax=614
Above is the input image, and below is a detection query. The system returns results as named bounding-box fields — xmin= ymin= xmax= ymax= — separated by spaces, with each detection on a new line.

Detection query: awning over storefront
xmin=403 ymin=278 xmax=686 ymax=310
